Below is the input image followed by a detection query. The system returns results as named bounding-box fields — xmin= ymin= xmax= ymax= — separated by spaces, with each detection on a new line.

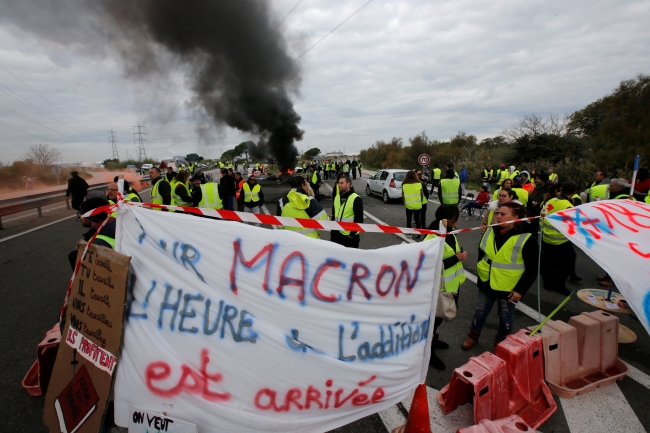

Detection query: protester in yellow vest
xmin=540 ymin=181 xmax=576 ymax=297
xmin=496 ymin=164 xmax=510 ymax=184
xmin=548 ymin=167 xmax=559 ymax=184
xmin=332 ymin=176 xmax=363 ymax=248
xmin=402 ymin=170 xmax=424 ymax=237
xmin=492 ymin=178 xmax=513 ymax=201
xmin=438 ymin=169 xmax=461 ymax=205
xmin=607 ymin=178 xmax=635 ymax=200
xmin=462 ymin=202 xmax=538 ymax=350
xmin=239 ymin=175 xmax=264 ymax=227
xmin=170 ymin=171 xmax=193 ymax=207
xmin=277 ymin=176 xmax=328 ymax=239
xmin=423 ymin=204 xmax=467 ymax=369
xmin=196 ymin=181 xmax=224 ymax=210
xmin=149 ymin=167 xmax=171 ymax=210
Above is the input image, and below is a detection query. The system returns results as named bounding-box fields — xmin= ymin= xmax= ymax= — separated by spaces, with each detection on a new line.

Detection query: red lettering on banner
xmin=276 ymin=251 xmax=306 ymax=302
xmin=311 ymin=260 xmax=342 ymax=302
xmin=145 ymin=349 xmax=230 ymax=402
xmin=229 ymin=240 xmax=275 ymax=294
xmin=253 ymin=376 xmax=384 ymax=412
xmin=629 ymin=242 xmax=650 ymax=259
xmin=347 ymin=263 xmax=372 ymax=300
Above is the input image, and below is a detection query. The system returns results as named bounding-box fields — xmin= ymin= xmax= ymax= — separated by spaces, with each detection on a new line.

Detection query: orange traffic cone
xmin=391 ymin=384 xmax=432 ymax=433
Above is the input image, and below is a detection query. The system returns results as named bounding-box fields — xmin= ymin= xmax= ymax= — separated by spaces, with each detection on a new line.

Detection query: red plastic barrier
xmin=493 ymin=330 xmax=556 ymax=430
xmin=437 ymin=352 xmax=509 ymax=424
xmin=21 ymin=323 xmax=61 ymax=396
xmin=456 ymin=415 xmax=534 ymax=433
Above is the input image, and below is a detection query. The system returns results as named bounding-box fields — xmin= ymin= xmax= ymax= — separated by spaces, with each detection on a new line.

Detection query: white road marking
xmin=260 ymin=205 xmax=277 ymax=230
xmin=561 ymin=384 xmax=645 ymax=433
xmin=0 ymin=214 xmax=77 ymax=243
xmin=625 ymin=362 xmax=650 ymax=390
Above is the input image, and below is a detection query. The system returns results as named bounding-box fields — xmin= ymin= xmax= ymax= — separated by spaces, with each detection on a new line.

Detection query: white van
xmin=140 ymin=163 xmax=153 ymax=174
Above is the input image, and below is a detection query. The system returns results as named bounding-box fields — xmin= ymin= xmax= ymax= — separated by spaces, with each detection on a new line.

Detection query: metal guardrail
xmin=0 ymin=178 xmax=150 ymax=229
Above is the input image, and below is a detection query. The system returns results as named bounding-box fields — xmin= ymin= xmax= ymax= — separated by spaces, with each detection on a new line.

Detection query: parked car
xmin=365 ymin=169 xmax=408 ymax=203
xmin=140 ymin=163 xmax=153 ymax=175
xmin=126 ymin=164 xmax=137 ymax=171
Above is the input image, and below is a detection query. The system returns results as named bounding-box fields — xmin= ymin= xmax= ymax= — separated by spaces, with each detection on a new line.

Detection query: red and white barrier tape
xmin=81 ymin=199 xmax=542 ymax=238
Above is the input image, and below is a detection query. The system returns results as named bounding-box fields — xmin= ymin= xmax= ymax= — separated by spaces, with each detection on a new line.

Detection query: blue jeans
xmin=470 ymin=289 xmax=516 ymax=342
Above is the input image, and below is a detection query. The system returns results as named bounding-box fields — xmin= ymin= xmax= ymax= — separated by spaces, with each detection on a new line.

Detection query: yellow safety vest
xmin=126 ymin=192 xmax=141 ymax=203
xmin=403 ymin=183 xmax=423 ymax=210
xmin=342 ymin=164 xmax=350 ymax=173
xmin=497 ymin=169 xmax=509 ymax=182
xmin=612 ymin=193 xmax=635 ymax=201
xmin=512 ymin=187 xmax=528 ymax=207
xmin=549 ymin=173 xmax=558 ymax=183
xmin=508 ymin=170 xmax=520 ymax=180
xmin=645 ymin=194 xmax=650 ymax=204
xmin=423 ymin=233 xmax=465 ymax=292
xmin=280 ymin=191 xmax=322 ymax=239
xmin=433 ymin=168 xmax=441 ymax=180
xmin=243 ymin=183 xmax=261 ymax=202
xmin=483 ymin=169 xmax=494 ymax=180
xmin=542 ymin=197 xmax=573 ymax=245
xmin=588 ymin=184 xmax=608 ymax=201
xmin=150 ymin=178 xmax=167 ymax=210
xmin=198 ymin=182 xmax=223 ymax=210
xmin=311 ymin=172 xmax=319 ymax=184
xmin=95 ymin=234 xmax=115 ymax=249
xmin=170 ymin=180 xmax=192 ymax=207
xmin=477 ymin=227 xmax=531 ymax=292
xmin=440 ymin=179 xmax=460 ymax=204
xmin=571 ymin=193 xmax=581 ymax=205
xmin=108 ymin=199 xmax=117 ymax=218
xmin=334 ymin=193 xmax=359 ymax=236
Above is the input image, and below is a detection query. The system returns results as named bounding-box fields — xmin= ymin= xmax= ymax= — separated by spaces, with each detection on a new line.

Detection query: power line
xmin=0 ymin=83 xmax=81 ymax=133
xmin=0 ymin=120 xmax=59 ymax=143
xmin=109 ymin=130 xmax=120 ymax=160
xmin=0 ymin=63 xmax=83 ymax=125
xmin=0 ymin=101 xmax=68 ymax=137
xmin=278 ymin=0 xmax=305 ymax=26
xmin=296 ymin=0 xmax=375 ymax=60
xmin=143 ymin=57 xmax=183 ymax=129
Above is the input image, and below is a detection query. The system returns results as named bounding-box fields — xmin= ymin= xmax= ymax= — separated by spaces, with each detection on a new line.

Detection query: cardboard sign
xmin=44 ymin=242 xmax=131 ymax=433
xmin=112 ymin=204 xmax=443 ymax=433
xmin=128 ymin=406 xmax=197 ymax=433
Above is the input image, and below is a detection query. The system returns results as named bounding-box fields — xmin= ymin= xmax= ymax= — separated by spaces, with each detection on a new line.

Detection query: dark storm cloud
xmin=0 ymin=0 xmax=304 ymax=169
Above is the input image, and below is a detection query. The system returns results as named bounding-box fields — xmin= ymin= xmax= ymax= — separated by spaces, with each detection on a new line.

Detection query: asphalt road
xmin=0 ymin=173 xmax=648 ymax=433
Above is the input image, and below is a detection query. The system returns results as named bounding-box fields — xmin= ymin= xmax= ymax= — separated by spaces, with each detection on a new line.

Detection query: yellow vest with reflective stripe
xmin=170 ymin=180 xmax=192 ymax=207
xmin=243 ymin=183 xmax=261 ymax=202
xmin=440 ymin=179 xmax=460 ymax=204
xmin=423 ymin=233 xmax=465 ymax=292
xmin=95 ymin=234 xmax=115 ymax=249
xmin=571 ymin=193 xmax=581 ymax=205
xmin=433 ymin=168 xmax=441 ymax=180
xmin=311 ymin=172 xmax=318 ymax=184
xmin=280 ymin=192 xmax=321 ymax=239
xmin=612 ymin=193 xmax=635 ymax=200
xmin=589 ymin=184 xmax=608 ymax=201
xmin=542 ymin=197 xmax=573 ymax=244
xmin=108 ymin=199 xmax=117 ymax=219
xmin=477 ymin=227 xmax=531 ymax=292
xmin=549 ymin=173 xmax=558 ymax=183
xmin=126 ymin=192 xmax=140 ymax=203
xmin=198 ymin=182 xmax=223 ymax=209
xmin=497 ymin=169 xmax=509 ymax=182
xmin=508 ymin=170 xmax=520 ymax=180
xmin=151 ymin=178 xmax=167 ymax=208
xmin=403 ymin=183 xmax=423 ymax=210
xmin=334 ymin=193 xmax=359 ymax=236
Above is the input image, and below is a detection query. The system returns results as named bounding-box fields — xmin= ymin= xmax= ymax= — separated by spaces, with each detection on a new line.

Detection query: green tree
xmin=303 ymin=147 xmax=321 ymax=160
xmin=450 ymin=131 xmax=478 ymax=148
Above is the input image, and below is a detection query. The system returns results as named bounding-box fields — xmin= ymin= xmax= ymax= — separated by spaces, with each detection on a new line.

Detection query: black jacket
xmin=68 ymin=220 xmax=116 ymax=270
xmin=66 ymin=176 xmax=89 ymax=199
xmin=220 ymin=175 xmax=236 ymax=196
xmin=477 ymin=223 xmax=538 ymax=298
xmin=152 ymin=177 xmax=172 ymax=205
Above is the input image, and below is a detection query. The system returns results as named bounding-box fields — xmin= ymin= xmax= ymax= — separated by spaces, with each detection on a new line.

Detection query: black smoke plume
xmin=246 ymin=139 xmax=269 ymax=163
xmin=0 ymin=0 xmax=304 ymax=170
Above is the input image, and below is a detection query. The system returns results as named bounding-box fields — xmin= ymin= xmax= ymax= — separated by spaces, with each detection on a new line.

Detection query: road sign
xmin=418 ymin=154 xmax=430 ymax=165
xmin=51 ymin=166 xmax=63 ymax=175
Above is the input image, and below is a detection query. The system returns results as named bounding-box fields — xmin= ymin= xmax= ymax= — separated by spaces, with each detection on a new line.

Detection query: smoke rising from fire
xmin=1 ymin=0 xmax=304 ymax=170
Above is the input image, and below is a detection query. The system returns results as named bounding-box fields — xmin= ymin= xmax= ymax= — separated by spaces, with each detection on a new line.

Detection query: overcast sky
xmin=0 ymin=0 xmax=648 ymax=164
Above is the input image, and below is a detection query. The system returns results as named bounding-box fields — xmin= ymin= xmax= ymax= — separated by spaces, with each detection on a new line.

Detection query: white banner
xmin=113 ymin=205 xmax=443 ymax=433
xmin=547 ymin=200 xmax=650 ymax=336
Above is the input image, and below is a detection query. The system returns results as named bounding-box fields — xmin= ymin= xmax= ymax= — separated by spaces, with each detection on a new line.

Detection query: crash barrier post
xmin=493 ymin=330 xmax=556 ymax=429
xmin=437 ymin=352 xmax=509 ymax=424
xmin=21 ymin=323 xmax=60 ymax=396
xmin=391 ymin=383 xmax=432 ymax=433
xmin=531 ymin=310 xmax=628 ymax=399
xmin=456 ymin=415 xmax=534 ymax=433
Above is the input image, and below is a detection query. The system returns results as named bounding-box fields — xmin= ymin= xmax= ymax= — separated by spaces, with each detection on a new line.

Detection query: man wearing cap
xmin=68 ymin=198 xmax=115 ymax=269
xmin=496 ymin=164 xmax=510 ymax=184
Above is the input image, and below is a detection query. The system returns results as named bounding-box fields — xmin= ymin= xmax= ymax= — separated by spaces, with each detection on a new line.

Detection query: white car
xmin=365 ymin=169 xmax=408 ymax=203
xmin=140 ymin=163 xmax=153 ymax=174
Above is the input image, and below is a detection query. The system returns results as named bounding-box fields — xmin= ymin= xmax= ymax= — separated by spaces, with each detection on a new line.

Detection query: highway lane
xmin=0 ymin=173 xmax=648 ymax=433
